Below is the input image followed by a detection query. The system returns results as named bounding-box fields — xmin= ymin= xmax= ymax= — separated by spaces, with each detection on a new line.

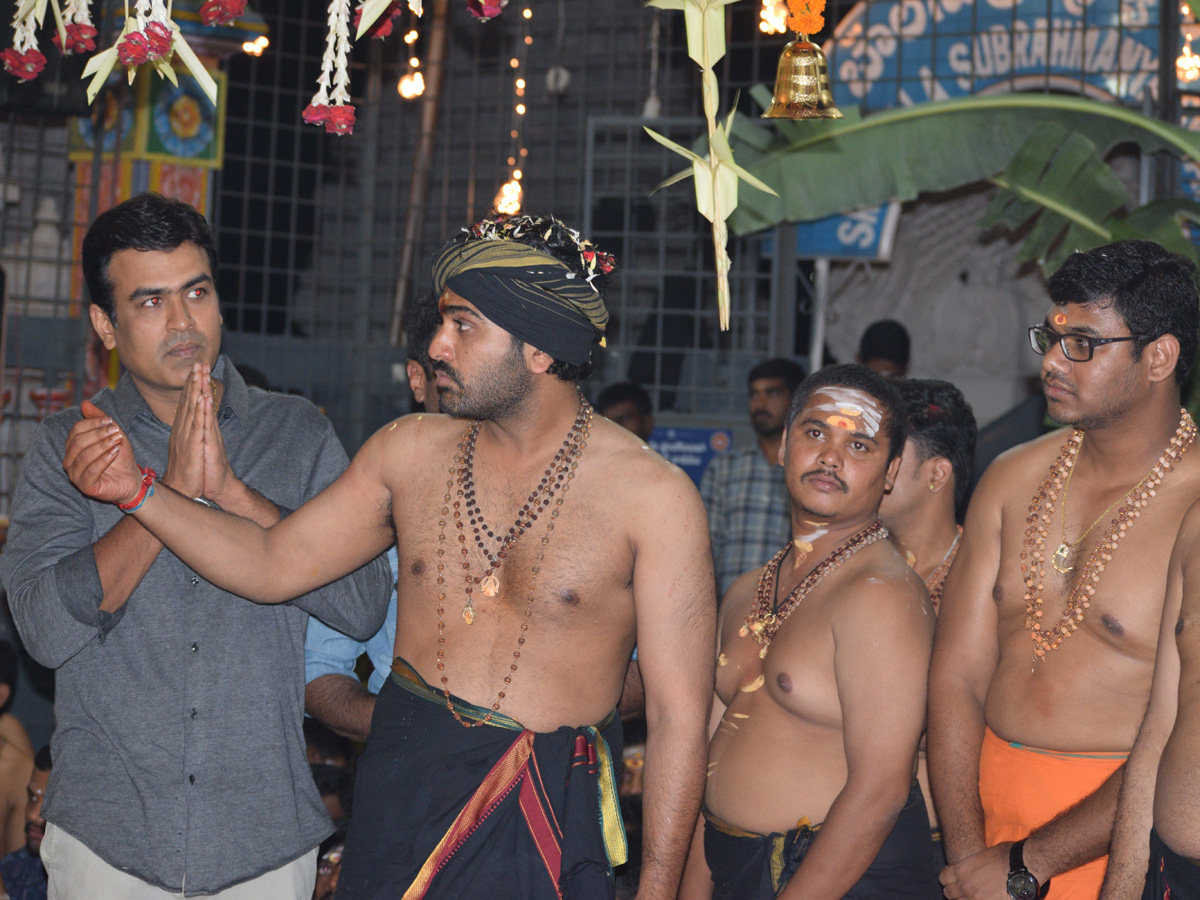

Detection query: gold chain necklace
xmin=1053 ymin=438 xmax=1149 ymax=574
xmin=1022 ymin=409 xmax=1195 ymax=660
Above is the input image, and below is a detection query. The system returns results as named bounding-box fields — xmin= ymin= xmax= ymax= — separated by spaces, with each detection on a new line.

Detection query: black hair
xmin=33 ymin=745 xmax=51 ymax=773
xmin=402 ymin=290 xmax=442 ymax=373
xmin=1047 ymin=240 xmax=1200 ymax=386
xmin=895 ymin=379 xmax=977 ymax=519
xmin=82 ymin=192 xmax=218 ymax=324
xmin=858 ymin=319 xmax=911 ymax=368
xmin=0 ymin=640 xmax=17 ymax=716
xmin=303 ymin=718 xmax=354 ymax=767
xmin=318 ymin=823 xmax=347 ymax=861
xmin=785 ymin=364 xmax=908 ymax=462
xmin=747 ymin=357 xmax=807 ymax=393
xmin=596 ymin=382 xmax=652 ymax=417
xmin=310 ymin=763 xmax=354 ymax=822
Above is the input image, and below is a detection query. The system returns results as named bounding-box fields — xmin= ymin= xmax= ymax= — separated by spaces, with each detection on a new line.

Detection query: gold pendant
xmin=1052 ymin=543 xmax=1074 ymax=574
xmin=462 ymin=599 xmax=476 ymax=625
xmin=481 ymin=573 xmax=500 ymax=597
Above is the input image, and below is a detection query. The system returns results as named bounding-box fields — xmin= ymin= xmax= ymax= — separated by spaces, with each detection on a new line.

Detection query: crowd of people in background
xmin=1 ymin=194 xmax=1198 ymax=900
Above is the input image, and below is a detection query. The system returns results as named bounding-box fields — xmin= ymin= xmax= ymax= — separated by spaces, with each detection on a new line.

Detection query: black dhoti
xmin=337 ymin=658 xmax=626 ymax=900
xmin=703 ymin=780 xmax=940 ymax=900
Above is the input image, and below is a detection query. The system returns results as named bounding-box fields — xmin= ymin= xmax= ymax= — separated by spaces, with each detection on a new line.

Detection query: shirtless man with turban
xmin=61 ymin=215 xmax=716 ymax=900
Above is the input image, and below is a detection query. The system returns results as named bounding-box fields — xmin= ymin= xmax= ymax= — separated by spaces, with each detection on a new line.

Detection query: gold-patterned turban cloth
xmin=431 ymin=232 xmax=610 ymax=367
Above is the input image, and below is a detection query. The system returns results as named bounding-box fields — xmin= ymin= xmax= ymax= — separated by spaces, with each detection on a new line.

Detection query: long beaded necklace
xmin=1022 ymin=409 xmax=1196 ymax=660
xmin=1052 ymin=449 xmax=1144 ymax=575
xmin=924 ymin=525 xmax=962 ymax=612
xmin=740 ymin=520 xmax=889 ymax=657
xmin=433 ymin=399 xmax=592 ymax=728
xmin=458 ymin=397 xmax=591 ymax=610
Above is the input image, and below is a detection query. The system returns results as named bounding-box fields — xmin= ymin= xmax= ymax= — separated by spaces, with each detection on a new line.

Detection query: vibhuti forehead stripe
xmin=809 ymin=387 xmax=883 ymax=437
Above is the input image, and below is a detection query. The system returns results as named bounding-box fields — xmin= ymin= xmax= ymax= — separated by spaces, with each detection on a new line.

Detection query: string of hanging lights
xmin=1180 ymin=1 xmax=1200 ymax=82
xmin=397 ymin=10 xmax=423 ymax=98
xmin=493 ymin=4 xmax=531 ymax=214
xmin=759 ymin=0 xmax=788 ymax=35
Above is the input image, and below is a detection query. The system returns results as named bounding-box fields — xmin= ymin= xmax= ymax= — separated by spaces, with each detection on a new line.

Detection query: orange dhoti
xmin=979 ymin=727 xmax=1126 ymax=900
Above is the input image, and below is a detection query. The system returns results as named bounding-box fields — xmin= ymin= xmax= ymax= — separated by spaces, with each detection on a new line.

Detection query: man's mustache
xmin=430 ymin=359 xmax=464 ymax=388
xmin=1042 ymin=373 xmax=1075 ymax=394
xmin=801 ymin=469 xmax=848 ymax=492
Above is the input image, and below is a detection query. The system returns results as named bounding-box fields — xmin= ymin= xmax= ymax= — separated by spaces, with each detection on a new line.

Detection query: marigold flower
xmin=786 ymin=0 xmax=825 ymax=35
xmin=1 ymin=47 xmax=46 ymax=81
xmin=324 ymin=104 xmax=356 ymax=135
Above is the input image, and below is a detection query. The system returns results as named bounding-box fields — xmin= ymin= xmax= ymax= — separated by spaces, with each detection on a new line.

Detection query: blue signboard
xmin=648 ymin=427 xmax=732 ymax=486
xmin=792 ymin=0 xmax=1167 ymax=249
xmin=825 ymin=0 xmax=1159 ymax=110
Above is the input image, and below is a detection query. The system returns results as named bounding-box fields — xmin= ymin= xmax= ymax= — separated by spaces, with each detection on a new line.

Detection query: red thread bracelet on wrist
xmin=117 ymin=466 xmax=158 ymax=512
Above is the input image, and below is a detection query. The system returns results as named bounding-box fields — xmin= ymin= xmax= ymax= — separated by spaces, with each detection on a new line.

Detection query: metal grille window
xmin=583 ymin=117 xmax=793 ymax=419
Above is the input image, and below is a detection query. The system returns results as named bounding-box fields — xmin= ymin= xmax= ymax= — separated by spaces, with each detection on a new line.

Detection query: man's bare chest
xmin=994 ymin=504 xmax=1180 ymax=656
xmin=393 ymin=478 xmax=635 ymax=628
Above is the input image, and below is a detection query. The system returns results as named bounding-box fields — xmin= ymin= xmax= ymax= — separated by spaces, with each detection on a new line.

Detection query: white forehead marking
xmin=808 ymin=387 xmax=883 ymax=438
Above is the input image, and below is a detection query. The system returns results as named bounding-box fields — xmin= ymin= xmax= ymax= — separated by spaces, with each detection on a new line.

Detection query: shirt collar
xmin=113 ymin=354 xmax=248 ymax=426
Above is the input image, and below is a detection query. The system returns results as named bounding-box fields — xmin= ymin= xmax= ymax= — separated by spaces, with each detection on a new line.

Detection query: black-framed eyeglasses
xmin=1027 ymin=324 xmax=1145 ymax=363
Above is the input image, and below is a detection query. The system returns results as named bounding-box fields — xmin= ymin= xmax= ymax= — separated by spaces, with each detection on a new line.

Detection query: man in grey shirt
xmin=0 ymin=193 xmax=391 ymax=898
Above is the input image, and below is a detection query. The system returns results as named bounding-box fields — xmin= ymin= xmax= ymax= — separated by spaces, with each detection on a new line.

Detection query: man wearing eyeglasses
xmin=929 ymin=240 xmax=1200 ymax=900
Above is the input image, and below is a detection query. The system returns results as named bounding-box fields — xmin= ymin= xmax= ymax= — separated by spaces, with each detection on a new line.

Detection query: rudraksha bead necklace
xmin=1022 ymin=409 xmax=1195 ymax=660
xmin=924 ymin=525 xmax=962 ymax=613
xmin=434 ymin=397 xmax=592 ymax=728
xmin=458 ymin=395 xmax=592 ymax=612
xmin=741 ymin=520 xmax=889 ymax=657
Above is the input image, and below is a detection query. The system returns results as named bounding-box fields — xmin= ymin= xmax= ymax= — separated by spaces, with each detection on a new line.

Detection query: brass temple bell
xmin=762 ymin=35 xmax=843 ymax=120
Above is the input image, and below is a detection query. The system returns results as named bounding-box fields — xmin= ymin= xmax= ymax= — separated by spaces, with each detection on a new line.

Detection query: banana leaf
xmin=727 ymin=91 xmax=1200 ymax=237
xmin=980 ymin=124 xmax=1200 ymax=271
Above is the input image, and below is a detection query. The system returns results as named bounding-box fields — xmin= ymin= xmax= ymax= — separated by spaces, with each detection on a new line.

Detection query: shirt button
xmin=191 ymin=642 xmax=199 ymax=652
xmin=189 ymin=774 xmax=195 ymax=784
xmin=190 ymin=709 xmax=197 ymax=719
xmin=190 ymin=576 xmax=199 ymax=586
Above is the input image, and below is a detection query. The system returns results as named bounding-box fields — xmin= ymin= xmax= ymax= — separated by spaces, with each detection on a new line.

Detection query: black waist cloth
xmin=1144 ymin=828 xmax=1200 ymax=900
xmin=337 ymin=659 xmax=624 ymax=900
xmin=704 ymin=780 xmax=941 ymax=900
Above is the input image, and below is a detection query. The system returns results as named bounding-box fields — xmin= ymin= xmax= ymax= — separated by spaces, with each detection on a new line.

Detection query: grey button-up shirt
xmin=0 ymin=356 xmax=392 ymax=895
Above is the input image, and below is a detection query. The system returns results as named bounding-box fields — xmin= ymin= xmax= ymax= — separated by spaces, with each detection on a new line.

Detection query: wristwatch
xmin=1006 ymin=839 xmax=1048 ymax=900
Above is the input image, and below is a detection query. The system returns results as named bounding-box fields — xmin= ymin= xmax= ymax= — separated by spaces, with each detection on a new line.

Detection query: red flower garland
xmin=117 ymin=31 xmax=151 ymax=65
xmin=467 ymin=0 xmax=508 ymax=20
xmin=144 ymin=21 xmax=173 ymax=59
xmin=355 ymin=1 xmax=403 ymax=39
xmin=200 ymin=0 xmax=247 ymax=27
xmin=1 ymin=47 xmax=45 ymax=80
xmin=324 ymin=105 xmax=356 ymax=135
xmin=51 ymin=23 xmax=99 ymax=55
